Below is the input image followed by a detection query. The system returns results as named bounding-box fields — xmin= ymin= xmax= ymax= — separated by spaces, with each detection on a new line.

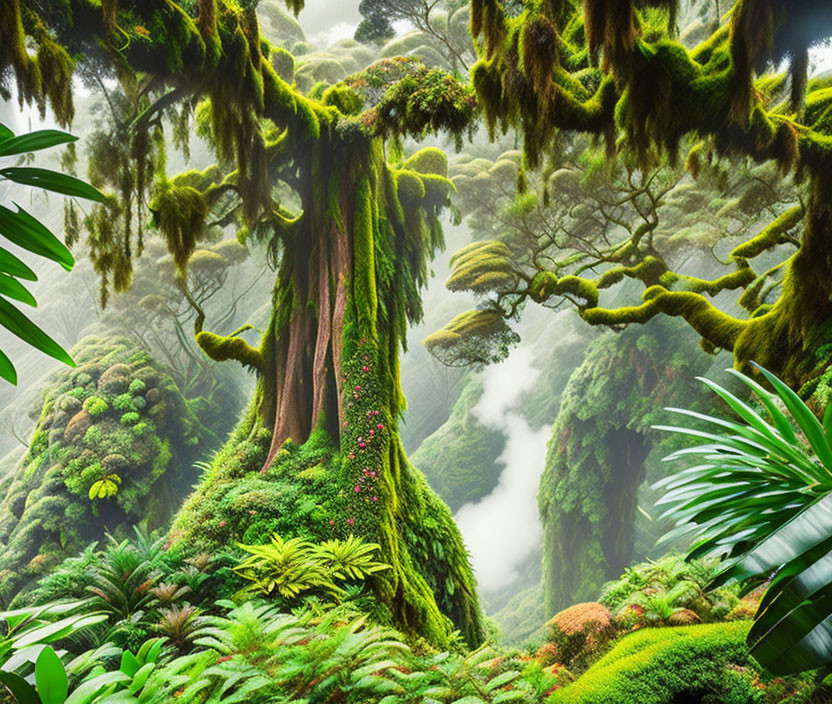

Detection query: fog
xmin=296 ymin=0 xmax=361 ymax=46
xmin=453 ymin=348 xmax=550 ymax=591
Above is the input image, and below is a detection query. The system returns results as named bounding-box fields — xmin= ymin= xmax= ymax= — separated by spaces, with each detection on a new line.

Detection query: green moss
xmin=539 ymin=319 xmax=716 ymax=616
xmin=551 ymin=622 xmax=752 ymax=704
xmin=82 ymin=396 xmax=109 ymax=417
xmin=196 ymin=331 xmax=262 ymax=369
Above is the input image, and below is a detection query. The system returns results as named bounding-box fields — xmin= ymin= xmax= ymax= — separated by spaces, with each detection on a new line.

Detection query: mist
xmin=453 ymin=347 xmax=550 ymax=592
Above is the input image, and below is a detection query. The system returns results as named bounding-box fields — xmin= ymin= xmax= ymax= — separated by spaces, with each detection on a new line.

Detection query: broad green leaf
xmin=0 ymin=204 xmax=74 ymax=271
xmin=119 ymin=651 xmax=140 ymax=677
xmin=35 ymin=646 xmax=68 ymax=704
xmin=14 ymin=613 xmax=107 ymax=649
xmin=0 ymin=247 xmax=37 ymax=281
xmin=0 ymin=130 xmax=77 ymax=157
xmin=64 ymin=670 xmax=130 ymax=704
xmin=749 ymin=587 xmax=832 ymax=674
xmin=0 ymin=298 xmax=74 ymax=367
xmin=711 ymin=496 xmax=832 ymax=588
xmin=0 ymin=348 xmax=16 ymax=385
xmin=0 ymin=167 xmax=105 ymax=202
xmin=0 ymin=671 xmax=40 ymax=704
xmin=0 ymin=599 xmax=90 ymax=630
xmin=750 ymin=539 xmax=832 ymax=640
xmin=0 ymin=273 xmax=36 ymax=306
xmin=0 ymin=124 xmax=13 ymax=141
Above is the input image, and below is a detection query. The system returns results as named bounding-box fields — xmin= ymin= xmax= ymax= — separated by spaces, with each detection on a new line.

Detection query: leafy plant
xmin=0 ymin=123 xmax=104 ymax=385
xmin=655 ymin=363 xmax=832 ymax=674
xmin=233 ymin=533 xmax=389 ymax=601
xmin=88 ymin=474 xmax=122 ymax=500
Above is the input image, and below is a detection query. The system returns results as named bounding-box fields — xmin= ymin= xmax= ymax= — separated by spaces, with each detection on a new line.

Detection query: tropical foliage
xmin=656 ymin=364 xmax=832 ymax=674
xmin=0 ymin=123 xmax=104 ymax=384
xmin=233 ymin=533 xmax=389 ymax=601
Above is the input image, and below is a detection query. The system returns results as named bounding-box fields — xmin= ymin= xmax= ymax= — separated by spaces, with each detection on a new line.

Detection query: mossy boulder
xmin=550 ymin=622 xmax=753 ymax=704
xmin=0 ymin=335 xmax=216 ymax=604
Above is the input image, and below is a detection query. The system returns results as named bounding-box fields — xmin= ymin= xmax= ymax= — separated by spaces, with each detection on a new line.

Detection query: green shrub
xmin=113 ymin=393 xmax=138 ymax=411
xmin=82 ymin=396 xmax=109 ymax=417
xmin=128 ymin=379 xmax=146 ymax=394
xmin=83 ymin=425 xmax=103 ymax=445
xmin=550 ymin=622 xmax=751 ymax=704
xmin=121 ymin=412 xmax=140 ymax=426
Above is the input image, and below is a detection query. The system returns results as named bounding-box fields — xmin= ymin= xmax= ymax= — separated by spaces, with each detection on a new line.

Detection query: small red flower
xmin=372 ymin=496 xmax=378 ymax=502
xmin=359 ymin=442 xmax=367 ymax=449
xmin=347 ymin=518 xmax=354 ymax=525
xmin=377 ymin=423 xmax=385 ymax=430
xmin=329 ymin=519 xmax=335 ymax=526
xmin=349 ymin=452 xmax=355 ymax=460
xmin=355 ymin=486 xmax=361 ymax=493
xmin=219 ymin=521 xmax=226 ymax=528
xmin=362 ymin=366 xmax=370 ymax=372
xmin=355 ymin=385 xmax=361 ymax=391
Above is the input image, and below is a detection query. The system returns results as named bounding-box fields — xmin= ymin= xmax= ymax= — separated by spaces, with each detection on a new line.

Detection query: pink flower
xmin=370 ymin=471 xmax=376 ymax=477
xmin=372 ymin=496 xmax=378 ymax=502
xmin=355 ymin=486 xmax=361 ymax=493
xmin=329 ymin=519 xmax=335 ymax=526
xmin=362 ymin=366 xmax=370 ymax=372
xmin=359 ymin=442 xmax=367 ymax=449
xmin=349 ymin=452 xmax=355 ymax=460
xmin=347 ymin=518 xmax=354 ymax=525
xmin=355 ymin=385 xmax=361 ymax=391
xmin=219 ymin=521 xmax=226 ymax=528
xmin=377 ymin=423 xmax=385 ymax=430
xmin=369 ymin=429 xmax=375 ymax=436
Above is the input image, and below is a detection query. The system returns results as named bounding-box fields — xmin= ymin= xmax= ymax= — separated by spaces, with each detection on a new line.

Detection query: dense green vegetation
xmin=4 ymin=0 xmax=832 ymax=701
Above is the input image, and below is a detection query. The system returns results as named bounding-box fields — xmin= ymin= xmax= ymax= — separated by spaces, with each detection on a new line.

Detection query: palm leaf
xmin=655 ymin=366 xmax=832 ymax=675
xmin=0 ymin=167 xmax=105 ymax=202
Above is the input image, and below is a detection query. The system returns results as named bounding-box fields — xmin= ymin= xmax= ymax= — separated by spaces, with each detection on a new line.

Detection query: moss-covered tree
xmin=0 ymin=335 xmax=214 ymax=604
xmin=429 ymin=0 xmax=832 ymax=390
xmin=2 ymin=0 xmax=483 ymax=646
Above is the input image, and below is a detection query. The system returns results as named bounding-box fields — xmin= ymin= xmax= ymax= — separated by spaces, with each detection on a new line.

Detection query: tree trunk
xmin=175 ymin=136 xmax=484 ymax=647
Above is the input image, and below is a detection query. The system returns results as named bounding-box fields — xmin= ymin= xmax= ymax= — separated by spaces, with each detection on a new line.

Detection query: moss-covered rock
xmin=0 ymin=335 xmax=216 ymax=604
xmin=550 ymin=622 xmax=752 ymax=704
